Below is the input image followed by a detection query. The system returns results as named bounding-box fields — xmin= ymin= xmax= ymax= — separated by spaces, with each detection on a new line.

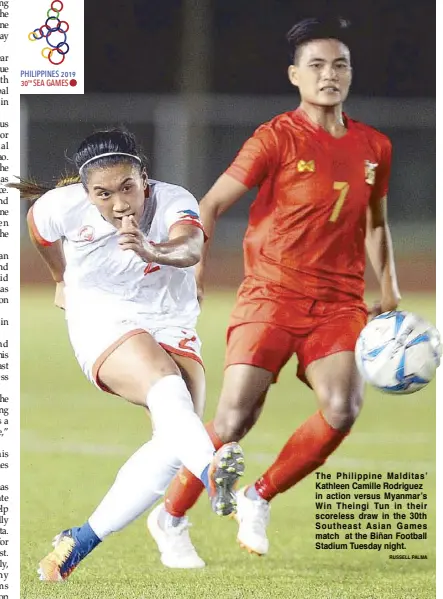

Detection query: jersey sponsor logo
xmin=364 ymin=160 xmax=378 ymax=185
xmin=144 ymin=263 xmax=161 ymax=275
xmin=297 ymin=159 xmax=315 ymax=173
xmin=78 ymin=225 xmax=95 ymax=242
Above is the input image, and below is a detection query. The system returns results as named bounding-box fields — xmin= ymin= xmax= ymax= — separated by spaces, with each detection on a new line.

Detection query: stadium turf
xmin=21 ymin=289 xmax=436 ymax=599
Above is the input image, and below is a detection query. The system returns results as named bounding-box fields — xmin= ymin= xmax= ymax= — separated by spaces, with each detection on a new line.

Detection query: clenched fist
xmin=118 ymin=215 xmax=158 ymax=263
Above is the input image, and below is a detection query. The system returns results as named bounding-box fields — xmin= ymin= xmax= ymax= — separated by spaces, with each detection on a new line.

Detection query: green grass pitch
xmin=21 ymin=289 xmax=436 ymax=599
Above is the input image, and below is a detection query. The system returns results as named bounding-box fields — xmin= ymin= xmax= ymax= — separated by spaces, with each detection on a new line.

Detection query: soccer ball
xmin=355 ymin=311 xmax=441 ymax=394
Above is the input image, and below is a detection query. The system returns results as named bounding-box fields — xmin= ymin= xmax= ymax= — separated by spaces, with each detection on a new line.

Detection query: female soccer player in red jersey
xmin=148 ymin=17 xmax=401 ymax=567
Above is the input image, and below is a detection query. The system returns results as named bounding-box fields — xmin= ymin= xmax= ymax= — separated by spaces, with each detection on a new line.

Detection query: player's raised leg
xmin=149 ymin=363 xmax=271 ymax=567
xmin=97 ymin=332 xmax=245 ymax=516
xmin=38 ymin=333 xmax=244 ymax=581
xmin=161 ymin=322 xmax=290 ymax=519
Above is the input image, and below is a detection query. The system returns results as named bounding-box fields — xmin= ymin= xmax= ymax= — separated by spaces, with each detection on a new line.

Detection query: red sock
xmin=164 ymin=421 xmax=224 ymax=517
xmin=254 ymin=411 xmax=349 ymax=502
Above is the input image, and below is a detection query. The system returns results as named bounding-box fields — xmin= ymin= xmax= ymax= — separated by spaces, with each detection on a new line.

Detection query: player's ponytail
xmin=56 ymin=174 xmax=81 ymax=187
xmin=8 ymin=173 xmax=81 ymax=201
xmin=7 ymin=178 xmax=52 ymax=201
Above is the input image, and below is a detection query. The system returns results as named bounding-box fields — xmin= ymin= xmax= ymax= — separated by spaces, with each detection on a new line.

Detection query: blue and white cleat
xmin=38 ymin=528 xmax=86 ymax=581
xmin=208 ymin=442 xmax=245 ymax=516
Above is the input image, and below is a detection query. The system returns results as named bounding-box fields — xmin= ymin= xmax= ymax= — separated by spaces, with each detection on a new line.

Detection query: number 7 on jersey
xmin=329 ymin=182 xmax=350 ymax=222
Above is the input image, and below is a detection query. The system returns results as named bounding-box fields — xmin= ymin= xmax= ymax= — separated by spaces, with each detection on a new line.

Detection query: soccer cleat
xmin=38 ymin=529 xmax=83 ymax=581
xmin=147 ymin=504 xmax=205 ymax=569
xmin=208 ymin=442 xmax=245 ymax=516
xmin=234 ymin=486 xmax=270 ymax=556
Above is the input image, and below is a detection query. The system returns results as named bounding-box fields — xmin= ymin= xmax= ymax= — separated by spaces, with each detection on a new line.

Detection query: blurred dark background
xmin=85 ymin=0 xmax=435 ymax=97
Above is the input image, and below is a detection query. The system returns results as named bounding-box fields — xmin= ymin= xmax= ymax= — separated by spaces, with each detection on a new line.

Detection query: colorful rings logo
xmin=28 ymin=1 xmax=70 ymax=66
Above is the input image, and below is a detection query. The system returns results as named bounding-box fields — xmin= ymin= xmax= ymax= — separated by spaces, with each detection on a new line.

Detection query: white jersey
xmin=30 ymin=180 xmax=204 ymax=329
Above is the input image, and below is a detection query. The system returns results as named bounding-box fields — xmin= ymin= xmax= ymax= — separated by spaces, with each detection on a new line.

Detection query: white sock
xmin=146 ymin=374 xmax=215 ymax=479
xmin=88 ymin=436 xmax=180 ymax=539
xmin=158 ymin=506 xmax=185 ymax=529
xmin=245 ymin=485 xmax=262 ymax=501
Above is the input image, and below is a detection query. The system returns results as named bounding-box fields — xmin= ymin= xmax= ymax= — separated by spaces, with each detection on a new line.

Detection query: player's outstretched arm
xmin=365 ymin=196 xmax=401 ymax=315
xmin=196 ymin=174 xmax=249 ymax=302
xmin=118 ymin=215 xmax=204 ymax=268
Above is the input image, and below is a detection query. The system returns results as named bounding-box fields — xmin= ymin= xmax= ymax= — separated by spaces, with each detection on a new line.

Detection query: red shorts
xmin=225 ymin=284 xmax=367 ymax=385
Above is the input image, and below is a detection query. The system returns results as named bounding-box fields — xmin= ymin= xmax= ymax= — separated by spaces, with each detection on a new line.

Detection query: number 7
xmin=329 ymin=182 xmax=350 ymax=222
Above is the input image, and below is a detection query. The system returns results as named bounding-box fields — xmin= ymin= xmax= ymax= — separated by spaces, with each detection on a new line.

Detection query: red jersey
xmin=225 ymin=108 xmax=392 ymax=302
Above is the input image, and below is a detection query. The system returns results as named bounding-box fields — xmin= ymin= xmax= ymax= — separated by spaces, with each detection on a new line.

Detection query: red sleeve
xmin=225 ymin=126 xmax=278 ymax=189
xmin=371 ymin=137 xmax=392 ymax=202
xmin=169 ymin=219 xmax=208 ymax=242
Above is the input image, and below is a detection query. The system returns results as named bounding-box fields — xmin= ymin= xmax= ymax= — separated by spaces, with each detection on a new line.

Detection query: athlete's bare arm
xmin=196 ymin=174 xmax=249 ymax=301
xmin=27 ymin=217 xmax=65 ymax=283
xmin=154 ymin=222 xmax=205 ymax=267
xmin=365 ymin=196 xmax=401 ymax=314
xmin=28 ymin=212 xmax=66 ymax=309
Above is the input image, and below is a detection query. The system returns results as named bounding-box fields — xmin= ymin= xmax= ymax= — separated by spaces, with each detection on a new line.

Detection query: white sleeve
xmin=163 ymin=187 xmax=206 ymax=238
xmin=27 ymin=190 xmax=64 ymax=246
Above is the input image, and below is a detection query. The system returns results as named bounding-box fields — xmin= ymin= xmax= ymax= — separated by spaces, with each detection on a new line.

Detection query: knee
xmin=320 ymin=391 xmax=363 ymax=431
xmin=213 ymin=410 xmax=245 ymax=442
xmin=214 ymin=402 xmax=259 ymax=443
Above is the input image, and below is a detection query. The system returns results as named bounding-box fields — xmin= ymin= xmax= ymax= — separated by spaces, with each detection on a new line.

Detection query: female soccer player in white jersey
xmin=15 ymin=128 xmax=245 ymax=580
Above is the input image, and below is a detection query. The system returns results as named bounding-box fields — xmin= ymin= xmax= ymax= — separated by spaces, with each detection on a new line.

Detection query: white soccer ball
xmin=355 ymin=311 xmax=441 ymax=394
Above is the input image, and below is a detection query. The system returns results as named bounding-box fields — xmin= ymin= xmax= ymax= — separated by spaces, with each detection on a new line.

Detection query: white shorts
xmin=66 ymin=313 xmax=202 ymax=392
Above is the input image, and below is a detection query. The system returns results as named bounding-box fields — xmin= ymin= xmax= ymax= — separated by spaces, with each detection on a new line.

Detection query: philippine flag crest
xmin=177 ymin=209 xmax=200 ymax=221
xmin=174 ymin=209 xmax=207 ymax=239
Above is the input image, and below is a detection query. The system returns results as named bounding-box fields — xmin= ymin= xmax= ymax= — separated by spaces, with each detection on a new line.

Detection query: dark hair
xmin=8 ymin=127 xmax=148 ymax=201
xmin=286 ymin=17 xmax=351 ymax=63
xmin=75 ymin=128 xmax=148 ymax=184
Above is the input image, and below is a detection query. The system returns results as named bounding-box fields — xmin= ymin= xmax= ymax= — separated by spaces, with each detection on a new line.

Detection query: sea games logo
xmin=23 ymin=1 xmax=77 ymax=89
xmin=28 ymin=1 xmax=70 ymax=66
